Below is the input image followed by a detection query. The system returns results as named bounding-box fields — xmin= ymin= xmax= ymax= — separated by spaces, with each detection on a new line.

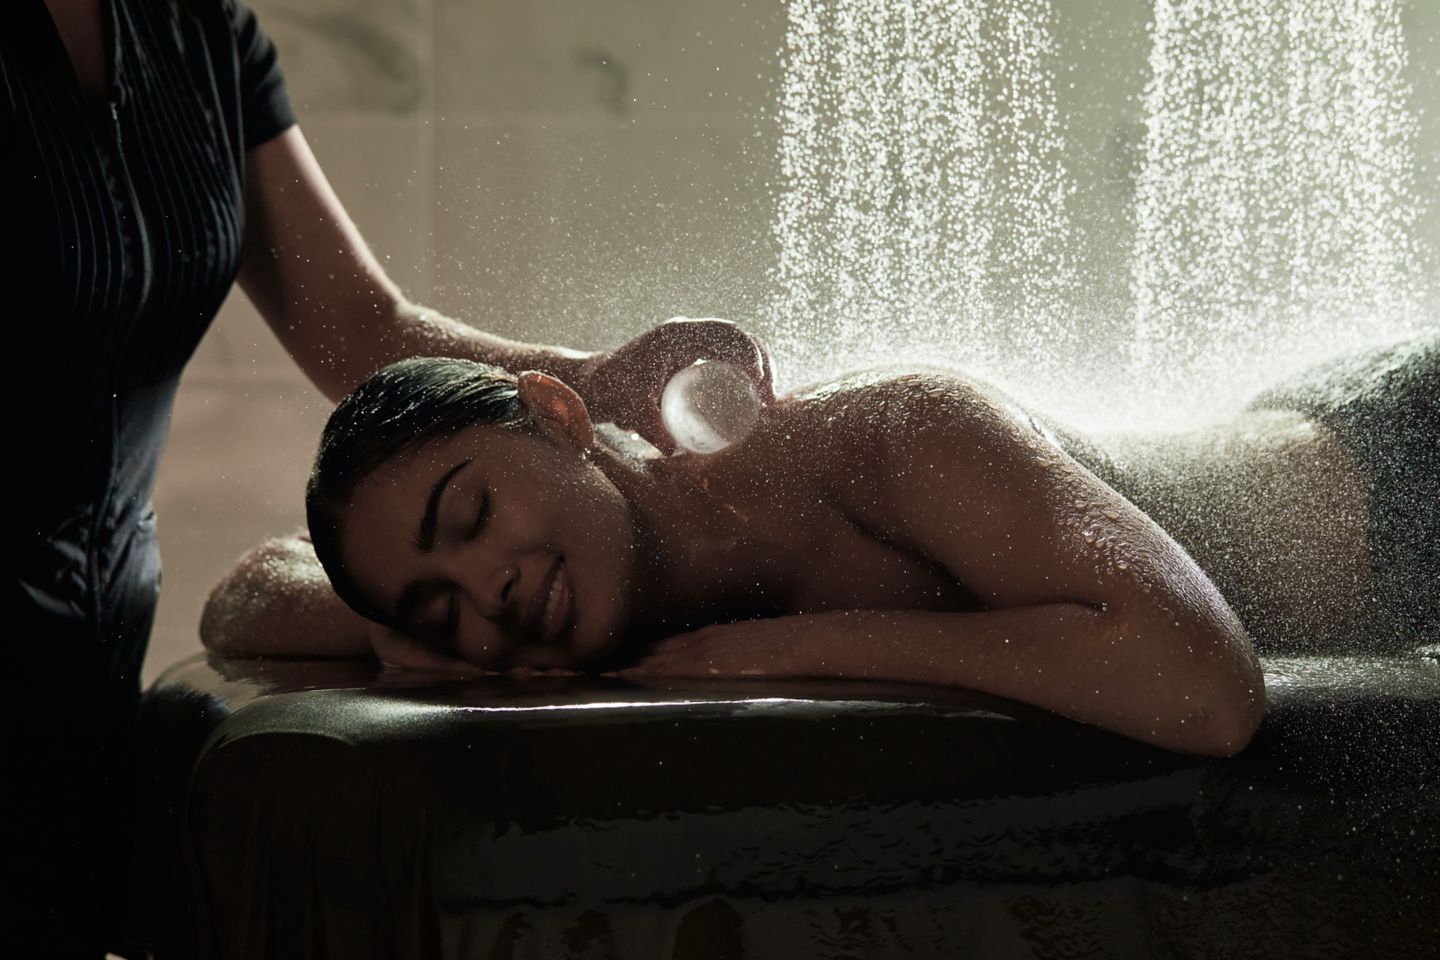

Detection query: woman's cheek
xmin=455 ymin=631 xmax=503 ymax=668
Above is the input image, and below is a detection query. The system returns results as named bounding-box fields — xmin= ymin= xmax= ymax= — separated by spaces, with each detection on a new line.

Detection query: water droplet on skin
xmin=1082 ymin=528 xmax=1096 ymax=543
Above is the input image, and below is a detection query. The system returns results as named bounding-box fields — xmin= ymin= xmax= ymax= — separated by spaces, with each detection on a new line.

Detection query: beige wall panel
xmin=427 ymin=117 xmax=779 ymax=353
xmin=250 ymin=0 xmax=429 ymax=115
xmin=432 ymin=0 xmax=783 ymax=121
xmin=145 ymin=379 xmax=330 ymax=685
xmin=1404 ymin=0 xmax=1440 ymax=266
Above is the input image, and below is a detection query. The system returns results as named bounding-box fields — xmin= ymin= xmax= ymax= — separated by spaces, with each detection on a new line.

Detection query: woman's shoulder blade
xmin=786 ymin=367 xmax=1031 ymax=454
xmin=768 ymin=370 xmax=1008 ymax=526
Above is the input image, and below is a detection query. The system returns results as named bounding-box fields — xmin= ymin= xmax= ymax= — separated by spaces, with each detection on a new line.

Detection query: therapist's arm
xmin=236 ymin=126 xmax=591 ymax=402
xmin=235 ymin=127 xmax=773 ymax=448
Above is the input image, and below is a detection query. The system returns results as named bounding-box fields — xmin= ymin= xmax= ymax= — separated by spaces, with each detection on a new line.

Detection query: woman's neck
xmin=593 ymin=442 xmax=796 ymax=635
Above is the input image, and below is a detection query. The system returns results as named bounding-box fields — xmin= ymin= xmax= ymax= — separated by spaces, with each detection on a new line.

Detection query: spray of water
xmin=767 ymin=0 xmax=1435 ymax=430
xmin=767 ymin=0 xmax=1076 ymax=392
xmin=1129 ymin=0 xmax=1431 ymax=415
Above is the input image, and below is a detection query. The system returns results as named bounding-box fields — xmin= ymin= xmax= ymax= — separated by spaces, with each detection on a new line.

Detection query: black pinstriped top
xmin=3 ymin=0 xmax=293 ymax=714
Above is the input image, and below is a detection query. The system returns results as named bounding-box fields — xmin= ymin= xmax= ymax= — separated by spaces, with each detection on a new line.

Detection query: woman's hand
xmin=609 ymin=612 xmax=872 ymax=679
xmin=366 ymin=623 xmax=477 ymax=674
xmin=576 ymin=317 xmax=776 ymax=453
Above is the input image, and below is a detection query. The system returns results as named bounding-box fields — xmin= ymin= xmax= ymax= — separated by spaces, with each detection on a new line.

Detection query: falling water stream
xmin=765 ymin=0 xmax=1436 ymax=431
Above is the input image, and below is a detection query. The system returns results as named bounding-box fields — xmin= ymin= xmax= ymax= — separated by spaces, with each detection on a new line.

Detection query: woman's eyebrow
xmin=416 ymin=458 xmax=473 ymax=552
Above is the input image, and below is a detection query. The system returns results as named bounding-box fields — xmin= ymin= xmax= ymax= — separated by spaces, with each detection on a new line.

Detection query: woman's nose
xmin=465 ymin=559 xmax=520 ymax=622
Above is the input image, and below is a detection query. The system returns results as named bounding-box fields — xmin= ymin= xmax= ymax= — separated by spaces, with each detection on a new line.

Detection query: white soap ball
xmin=660 ymin=360 xmax=762 ymax=454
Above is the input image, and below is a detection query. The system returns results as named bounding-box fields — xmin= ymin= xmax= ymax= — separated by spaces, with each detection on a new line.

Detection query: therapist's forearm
xmin=237 ymin=127 xmax=599 ymax=401
xmin=287 ymin=295 xmax=596 ymax=404
xmin=364 ymin=298 xmax=594 ymax=400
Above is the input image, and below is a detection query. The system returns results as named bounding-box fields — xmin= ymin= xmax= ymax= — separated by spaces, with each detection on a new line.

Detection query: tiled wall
xmin=145 ymin=0 xmax=1439 ymax=683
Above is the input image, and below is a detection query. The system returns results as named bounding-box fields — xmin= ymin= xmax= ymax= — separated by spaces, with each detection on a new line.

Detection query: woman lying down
xmin=203 ymin=335 xmax=1438 ymax=757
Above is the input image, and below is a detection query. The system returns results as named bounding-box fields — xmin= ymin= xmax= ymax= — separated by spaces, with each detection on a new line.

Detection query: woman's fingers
xmin=369 ymin=625 xmax=479 ymax=674
xmin=608 ymin=621 xmax=795 ymax=678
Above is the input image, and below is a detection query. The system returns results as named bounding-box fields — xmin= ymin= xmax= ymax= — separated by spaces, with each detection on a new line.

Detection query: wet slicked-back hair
xmin=306 ymin=356 xmax=529 ymax=624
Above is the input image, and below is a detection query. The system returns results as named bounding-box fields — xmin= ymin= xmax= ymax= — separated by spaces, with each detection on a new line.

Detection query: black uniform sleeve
xmin=225 ymin=0 xmax=296 ymax=150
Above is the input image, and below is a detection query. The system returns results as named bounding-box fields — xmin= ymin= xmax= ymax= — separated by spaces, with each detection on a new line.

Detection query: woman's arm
xmin=200 ymin=532 xmax=378 ymax=658
xmin=203 ymin=532 xmax=503 ymax=670
xmin=625 ymin=376 xmax=1265 ymax=756
xmin=627 ymin=604 xmax=1258 ymax=756
xmin=236 ymin=128 xmax=772 ymax=447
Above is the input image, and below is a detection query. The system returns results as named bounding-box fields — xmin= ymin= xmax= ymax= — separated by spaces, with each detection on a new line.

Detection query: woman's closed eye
xmin=466 ymin=490 xmax=490 ymax=539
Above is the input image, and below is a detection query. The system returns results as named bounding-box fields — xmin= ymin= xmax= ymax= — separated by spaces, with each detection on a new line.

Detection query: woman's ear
xmin=515 ymin=371 xmax=596 ymax=452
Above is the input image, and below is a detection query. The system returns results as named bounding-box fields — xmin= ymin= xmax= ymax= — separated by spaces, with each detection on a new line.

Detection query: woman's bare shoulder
xmin=768 ymin=367 xmax=1082 ymax=533
xmin=756 ymin=369 xmax=1021 ymax=509
xmin=782 ymin=367 xmax=1037 ymax=449
xmin=786 ymin=366 xmax=973 ymax=403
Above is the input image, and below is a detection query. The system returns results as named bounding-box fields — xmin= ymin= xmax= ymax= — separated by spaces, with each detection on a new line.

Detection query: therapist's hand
xmin=577 ymin=317 xmax=775 ymax=453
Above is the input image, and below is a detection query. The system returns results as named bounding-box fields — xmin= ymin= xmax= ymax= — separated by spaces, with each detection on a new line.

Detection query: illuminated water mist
xmin=1129 ymin=0 xmax=1430 ymax=412
xmin=767 ymin=0 xmax=1434 ymax=429
xmin=767 ymin=0 xmax=1076 ymax=385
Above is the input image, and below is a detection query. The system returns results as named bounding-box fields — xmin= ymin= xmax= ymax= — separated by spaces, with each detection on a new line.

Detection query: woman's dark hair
xmin=306 ymin=356 xmax=529 ymax=624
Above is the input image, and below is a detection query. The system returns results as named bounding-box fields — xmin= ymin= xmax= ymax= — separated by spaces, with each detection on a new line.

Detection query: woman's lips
xmin=536 ymin=557 xmax=572 ymax=645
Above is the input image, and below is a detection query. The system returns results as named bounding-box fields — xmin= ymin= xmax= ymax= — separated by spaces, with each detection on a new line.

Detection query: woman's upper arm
xmin=815 ymin=376 xmax=1263 ymax=753
xmin=201 ymin=533 xmax=378 ymax=659
xmin=842 ymin=376 xmax=1263 ymax=749
xmin=849 ymin=375 xmax=1242 ymax=633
